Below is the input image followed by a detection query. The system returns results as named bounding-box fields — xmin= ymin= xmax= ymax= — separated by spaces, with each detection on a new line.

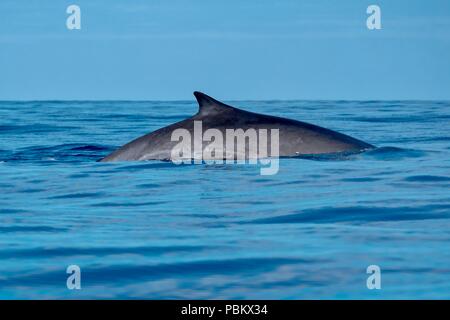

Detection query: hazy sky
xmin=1 ymin=0 xmax=449 ymax=100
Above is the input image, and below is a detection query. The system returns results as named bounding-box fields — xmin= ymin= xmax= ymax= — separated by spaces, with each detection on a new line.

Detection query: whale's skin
xmin=99 ymin=92 xmax=374 ymax=162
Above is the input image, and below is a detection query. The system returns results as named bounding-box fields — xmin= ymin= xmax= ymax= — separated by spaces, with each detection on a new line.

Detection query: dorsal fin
xmin=194 ymin=91 xmax=234 ymax=116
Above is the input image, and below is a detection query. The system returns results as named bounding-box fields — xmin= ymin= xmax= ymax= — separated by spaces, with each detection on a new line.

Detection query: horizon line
xmin=1 ymin=98 xmax=449 ymax=103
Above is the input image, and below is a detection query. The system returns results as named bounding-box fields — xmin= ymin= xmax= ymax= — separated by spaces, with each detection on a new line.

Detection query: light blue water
xmin=0 ymin=100 xmax=449 ymax=299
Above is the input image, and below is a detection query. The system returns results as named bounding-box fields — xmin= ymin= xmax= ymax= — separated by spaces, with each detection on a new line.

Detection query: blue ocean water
xmin=0 ymin=100 xmax=449 ymax=299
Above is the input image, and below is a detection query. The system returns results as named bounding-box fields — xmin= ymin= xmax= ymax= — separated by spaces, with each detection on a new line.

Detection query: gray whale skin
xmin=99 ymin=91 xmax=374 ymax=162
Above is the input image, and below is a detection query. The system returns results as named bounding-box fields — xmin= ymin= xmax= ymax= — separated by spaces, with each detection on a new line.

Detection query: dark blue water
xmin=1 ymin=100 xmax=449 ymax=299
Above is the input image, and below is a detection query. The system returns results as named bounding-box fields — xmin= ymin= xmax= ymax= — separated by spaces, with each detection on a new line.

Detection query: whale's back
xmin=99 ymin=92 xmax=374 ymax=162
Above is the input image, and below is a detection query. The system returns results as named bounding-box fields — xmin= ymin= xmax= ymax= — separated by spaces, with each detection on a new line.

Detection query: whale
xmin=99 ymin=91 xmax=374 ymax=162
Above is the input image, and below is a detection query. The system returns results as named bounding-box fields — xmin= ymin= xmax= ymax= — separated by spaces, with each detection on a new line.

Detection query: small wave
xmin=0 ymin=208 xmax=27 ymax=214
xmin=47 ymin=192 xmax=106 ymax=200
xmin=0 ymin=245 xmax=209 ymax=259
xmin=135 ymin=183 xmax=161 ymax=189
xmin=0 ymin=226 xmax=68 ymax=233
xmin=106 ymin=114 xmax=187 ymax=121
xmin=363 ymin=146 xmax=427 ymax=160
xmin=70 ymin=145 xmax=107 ymax=151
xmin=247 ymin=204 xmax=450 ymax=225
xmin=113 ymin=161 xmax=181 ymax=171
xmin=90 ymin=200 xmax=166 ymax=207
xmin=286 ymin=151 xmax=363 ymax=161
xmin=350 ymin=115 xmax=435 ymax=123
xmin=340 ymin=177 xmax=382 ymax=182
xmin=0 ymin=124 xmax=77 ymax=134
xmin=1 ymin=144 xmax=114 ymax=163
xmin=404 ymin=175 xmax=450 ymax=182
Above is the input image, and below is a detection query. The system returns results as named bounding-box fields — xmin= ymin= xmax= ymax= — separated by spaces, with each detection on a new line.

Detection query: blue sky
xmin=0 ymin=0 xmax=449 ymax=100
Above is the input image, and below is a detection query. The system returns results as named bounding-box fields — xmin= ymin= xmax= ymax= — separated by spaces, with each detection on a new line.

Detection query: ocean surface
xmin=0 ymin=100 xmax=449 ymax=299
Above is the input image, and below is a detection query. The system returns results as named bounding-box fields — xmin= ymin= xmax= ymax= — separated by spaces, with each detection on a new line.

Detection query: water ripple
xmin=247 ymin=204 xmax=450 ymax=225
xmin=1 ymin=100 xmax=449 ymax=299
